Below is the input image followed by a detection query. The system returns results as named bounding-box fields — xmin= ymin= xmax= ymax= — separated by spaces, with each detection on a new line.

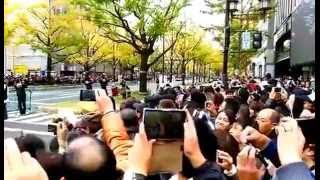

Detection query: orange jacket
xmin=101 ymin=112 xmax=133 ymax=171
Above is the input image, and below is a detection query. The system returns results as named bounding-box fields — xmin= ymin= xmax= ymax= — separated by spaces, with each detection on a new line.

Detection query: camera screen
xmin=143 ymin=109 xmax=186 ymax=140
xmin=274 ymin=87 xmax=281 ymax=92
xmin=80 ymin=90 xmax=96 ymax=101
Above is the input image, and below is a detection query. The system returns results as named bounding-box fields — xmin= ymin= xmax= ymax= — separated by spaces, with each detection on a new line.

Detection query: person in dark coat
xmin=156 ymin=77 xmax=160 ymax=91
xmin=14 ymin=78 xmax=28 ymax=115
xmin=99 ymin=74 xmax=109 ymax=94
xmin=83 ymin=73 xmax=93 ymax=90
xmin=4 ymin=80 xmax=8 ymax=119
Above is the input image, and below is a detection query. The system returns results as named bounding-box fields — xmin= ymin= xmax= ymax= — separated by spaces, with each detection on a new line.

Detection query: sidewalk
xmin=8 ymin=84 xmax=84 ymax=92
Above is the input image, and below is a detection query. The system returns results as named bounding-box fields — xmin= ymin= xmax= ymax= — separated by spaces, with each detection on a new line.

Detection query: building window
xmin=252 ymin=63 xmax=256 ymax=77
xmin=259 ymin=65 xmax=263 ymax=78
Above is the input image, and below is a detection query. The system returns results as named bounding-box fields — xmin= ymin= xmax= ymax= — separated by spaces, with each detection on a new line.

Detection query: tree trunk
xmin=130 ymin=66 xmax=134 ymax=81
xmin=139 ymin=53 xmax=149 ymax=93
xmin=84 ymin=65 xmax=91 ymax=72
xmin=181 ymin=62 xmax=186 ymax=86
xmin=47 ymin=55 xmax=52 ymax=81
xmin=203 ymin=64 xmax=206 ymax=82
xmin=169 ymin=58 xmax=173 ymax=83
xmin=112 ymin=67 xmax=116 ymax=82
xmin=112 ymin=58 xmax=116 ymax=81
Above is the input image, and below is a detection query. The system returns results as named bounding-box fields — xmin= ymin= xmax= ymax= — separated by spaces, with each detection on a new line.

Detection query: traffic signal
xmin=252 ymin=32 xmax=262 ymax=49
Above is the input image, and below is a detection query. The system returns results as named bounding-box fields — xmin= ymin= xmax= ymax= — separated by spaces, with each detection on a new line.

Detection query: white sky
xmin=183 ymin=0 xmax=224 ymax=49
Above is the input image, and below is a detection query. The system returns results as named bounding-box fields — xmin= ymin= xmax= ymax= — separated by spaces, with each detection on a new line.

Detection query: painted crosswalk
xmin=4 ymin=112 xmax=56 ymax=141
xmin=6 ymin=112 xmax=55 ymax=125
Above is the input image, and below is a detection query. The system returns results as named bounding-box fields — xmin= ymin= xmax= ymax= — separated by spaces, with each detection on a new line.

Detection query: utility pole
xmin=222 ymin=0 xmax=231 ymax=87
xmin=192 ymin=59 xmax=195 ymax=84
xmin=169 ymin=31 xmax=174 ymax=83
xmin=162 ymin=35 xmax=165 ymax=83
xmin=237 ymin=0 xmax=243 ymax=71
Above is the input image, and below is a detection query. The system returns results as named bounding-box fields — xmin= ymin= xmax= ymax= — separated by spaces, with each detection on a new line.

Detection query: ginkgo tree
xmin=71 ymin=0 xmax=190 ymax=92
xmin=174 ymin=29 xmax=203 ymax=85
xmin=116 ymin=44 xmax=139 ymax=80
xmin=15 ymin=0 xmax=80 ymax=81
xmin=66 ymin=18 xmax=113 ymax=72
xmin=4 ymin=0 xmax=21 ymax=45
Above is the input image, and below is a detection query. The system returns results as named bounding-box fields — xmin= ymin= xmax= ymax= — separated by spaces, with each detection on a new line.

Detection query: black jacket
xmin=4 ymin=84 xmax=8 ymax=101
xmin=99 ymin=78 xmax=108 ymax=89
xmin=15 ymin=82 xmax=28 ymax=99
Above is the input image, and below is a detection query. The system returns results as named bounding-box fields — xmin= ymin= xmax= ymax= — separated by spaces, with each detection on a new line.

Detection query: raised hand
xmin=276 ymin=117 xmax=305 ymax=166
xmin=183 ymin=110 xmax=206 ymax=168
xmin=4 ymin=138 xmax=49 ymax=180
xmin=237 ymin=145 xmax=263 ymax=180
xmin=128 ymin=124 xmax=155 ymax=175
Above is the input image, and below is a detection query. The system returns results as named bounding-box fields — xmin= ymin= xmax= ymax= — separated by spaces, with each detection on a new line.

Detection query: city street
xmin=4 ymin=77 xmax=193 ymax=144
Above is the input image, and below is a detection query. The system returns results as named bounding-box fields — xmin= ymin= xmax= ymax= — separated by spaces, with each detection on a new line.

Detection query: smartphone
xmin=216 ymin=151 xmax=223 ymax=163
xmin=255 ymin=150 xmax=269 ymax=167
xmin=143 ymin=108 xmax=186 ymax=140
xmin=48 ymin=123 xmax=57 ymax=135
xmin=274 ymin=87 xmax=281 ymax=92
xmin=80 ymin=89 xmax=96 ymax=101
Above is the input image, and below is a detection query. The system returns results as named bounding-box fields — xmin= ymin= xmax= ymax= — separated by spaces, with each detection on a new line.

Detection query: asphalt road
xmin=5 ymin=77 xmax=193 ymax=144
xmin=7 ymin=77 xmax=192 ymax=114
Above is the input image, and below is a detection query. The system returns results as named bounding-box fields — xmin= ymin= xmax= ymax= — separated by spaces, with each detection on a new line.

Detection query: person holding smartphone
xmin=265 ymin=87 xmax=290 ymax=116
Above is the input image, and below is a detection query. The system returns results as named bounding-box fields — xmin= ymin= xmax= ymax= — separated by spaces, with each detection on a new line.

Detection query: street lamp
xmin=258 ymin=0 xmax=272 ymax=10
xmin=230 ymin=0 xmax=239 ymax=13
xmin=283 ymin=39 xmax=291 ymax=49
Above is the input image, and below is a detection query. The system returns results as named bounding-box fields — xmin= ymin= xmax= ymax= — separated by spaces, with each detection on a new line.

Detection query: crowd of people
xmin=4 ymin=73 xmax=315 ymax=180
xmin=4 ymin=72 xmax=116 ymax=87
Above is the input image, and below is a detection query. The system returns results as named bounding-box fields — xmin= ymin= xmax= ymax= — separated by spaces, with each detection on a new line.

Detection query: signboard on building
xmin=291 ymin=0 xmax=315 ymax=66
xmin=14 ymin=65 xmax=28 ymax=75
xmin=242 ymin=32 xmax=251 ymax=50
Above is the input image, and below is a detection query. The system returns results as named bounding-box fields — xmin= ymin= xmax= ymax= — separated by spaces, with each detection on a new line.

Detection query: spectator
xmin=63 ymin=135 xmax=119 ymax=180
xmin=237 ymin=87 xmax=250 ymax=105
xmin=99 ymin=73 xmax=109 ymax=94
xmin=14 ymin=134 xmax=46 ymax=158
xmin=120 ymin=108 xmax=139 ymax=139
xmin=4 ymin=76 xmax=316 ymax=180
xmin=255 ymin=108 xmax=280 ymax=140
xmin=213 ymin=92 xmax=224 ymax=112
xmin=215 ymin=109 xmax=236 ymax=131
xmin=158 ymin=99 xmax=177 ymax=109
xmin=214 ymin=129 xmax=240 ymax=168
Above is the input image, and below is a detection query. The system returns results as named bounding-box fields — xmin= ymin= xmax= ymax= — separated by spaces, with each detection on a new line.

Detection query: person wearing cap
xmin=299 ymin=92 xmax=315 ymax=118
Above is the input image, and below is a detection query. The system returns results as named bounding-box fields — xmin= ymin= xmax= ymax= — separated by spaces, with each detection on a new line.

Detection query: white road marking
xmin=4 ymin=127 xmax=54 ymax=136
xmin=7 ymin=112 xmax=49 ymax=121
xmin=32 ymin=94 xmax=79 ymax=102
xmin=23 ymin=115 xmax=54 ymax=123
